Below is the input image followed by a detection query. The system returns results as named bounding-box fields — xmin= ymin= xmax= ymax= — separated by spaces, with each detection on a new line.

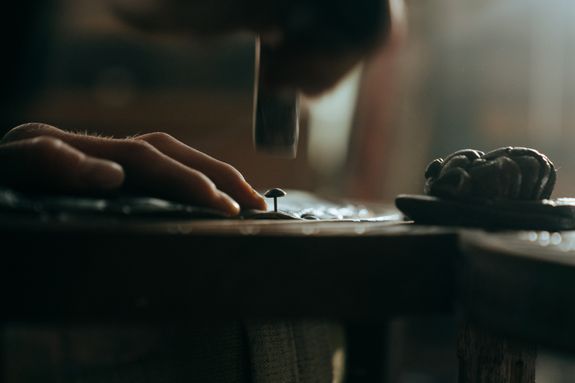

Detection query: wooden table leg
xmin=345 ymin=322 xmax=389 ymax=383
xmin=0 ymin=324 xmax=4 ymax=382
xmin=457 ymin=323 xmax=537 ymax=383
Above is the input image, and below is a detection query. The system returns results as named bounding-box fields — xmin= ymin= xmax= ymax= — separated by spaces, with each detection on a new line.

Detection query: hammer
xmin=253 ymin=39 xmax=300 ymax=158
xmin=251 ymin=0 xmax=388 ymax=158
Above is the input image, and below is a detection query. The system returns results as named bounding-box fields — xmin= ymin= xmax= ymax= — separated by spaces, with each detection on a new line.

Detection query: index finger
xmin=136 ymin=132 xmax=267 ymax=211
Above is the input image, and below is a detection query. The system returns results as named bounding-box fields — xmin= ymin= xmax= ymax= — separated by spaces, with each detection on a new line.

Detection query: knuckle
xmin=122 ymin=139 xmax=157 ymax=155
xmin=2 ymin=123 xmax=58 ymax=143
xmin=220 ymin=163 xmax=245 ymax=182
xmin=28 ymin=136 xmax=65 ymax=154
xmin=28 ymin=137 xmax=84 ymax=168
xmin=136 ymin=132 xmax=175 ymax=145
xmin=199 ymin=173 xmax=219 ymax=193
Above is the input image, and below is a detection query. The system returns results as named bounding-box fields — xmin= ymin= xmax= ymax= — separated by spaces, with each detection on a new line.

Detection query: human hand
xmin=111 ymin=0 xmax=391 ymax=95
xmin=0 ymin=123 xmax=267 ymax=216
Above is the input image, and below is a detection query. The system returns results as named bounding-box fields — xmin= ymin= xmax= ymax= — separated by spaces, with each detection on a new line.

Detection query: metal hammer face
xmin=253 ymin=39 xmax=300 ymax=158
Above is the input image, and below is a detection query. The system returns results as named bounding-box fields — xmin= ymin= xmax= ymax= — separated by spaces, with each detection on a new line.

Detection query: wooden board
xmin=0 ymin=215 xmax=458 ymax=323
xmin=459 ymin=230 xmax=575 ymax=352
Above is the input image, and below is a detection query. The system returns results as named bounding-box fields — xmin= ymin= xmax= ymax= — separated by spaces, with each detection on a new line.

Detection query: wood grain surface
xmin=0 ymin=217 xmax=458 ymax=323
xmin=459 ymin=230 xmax=575 ymax=352
xmin=457 ymin=322 xmax=536 ymax=383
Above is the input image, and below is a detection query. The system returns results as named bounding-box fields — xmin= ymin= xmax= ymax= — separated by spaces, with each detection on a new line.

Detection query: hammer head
xmin=253 ymin=40 xmax=300 ymax=158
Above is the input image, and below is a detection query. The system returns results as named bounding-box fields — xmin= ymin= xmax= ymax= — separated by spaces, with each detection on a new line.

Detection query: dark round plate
xmin=395 ymin=194 xmax=575 ymax=230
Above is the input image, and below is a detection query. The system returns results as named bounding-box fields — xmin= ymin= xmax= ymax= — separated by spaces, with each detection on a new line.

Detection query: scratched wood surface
xmin=457 ymin=322 xmax=536 ymax=383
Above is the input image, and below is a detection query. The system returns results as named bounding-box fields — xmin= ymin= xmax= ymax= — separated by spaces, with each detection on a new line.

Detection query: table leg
xmin=457 ymin=323 xmax=536 ymax=383
xmin=345 ymin=322 xmax=389 ymax=383
xmin=0 ymin=324 xmax=4 ymax=382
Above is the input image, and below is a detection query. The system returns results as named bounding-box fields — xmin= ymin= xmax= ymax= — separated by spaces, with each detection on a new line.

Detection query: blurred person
xmin=1 ymin=1 xmax=393 ymax=382
xmin=1 ymin=0 xmax=390 ymax=213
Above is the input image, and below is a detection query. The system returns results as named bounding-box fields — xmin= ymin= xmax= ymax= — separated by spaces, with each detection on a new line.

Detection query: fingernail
xmin=80 ymin=159 xmax=125 ymax=189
